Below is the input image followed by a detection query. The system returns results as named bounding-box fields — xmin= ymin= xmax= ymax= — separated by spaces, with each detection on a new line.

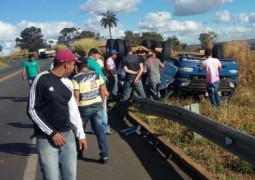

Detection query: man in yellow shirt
xmin=72 ymin=58 xmax=109 ymax=164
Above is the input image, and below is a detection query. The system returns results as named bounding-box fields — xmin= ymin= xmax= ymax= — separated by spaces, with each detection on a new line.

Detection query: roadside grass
xmin=133 ymin=40 xmax=255 ymax=179
xmin=72 ymin=38 xmax=106 ymax=55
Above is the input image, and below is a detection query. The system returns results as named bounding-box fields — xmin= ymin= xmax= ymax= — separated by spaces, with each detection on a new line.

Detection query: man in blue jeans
xmin=28 ymin=49 xmax=87 ymax=180
xmin=144 ymin=51 xmax=165 ymax=101
xmin=200 ymin=48 xmax=222 ymax=108
xmin=72 ymin=58 xmax=109 ymax=164
xmin=87 ymin=48 xmax=112 ymax=134
xmin=120 ymin=47 xmax=146 ymax=118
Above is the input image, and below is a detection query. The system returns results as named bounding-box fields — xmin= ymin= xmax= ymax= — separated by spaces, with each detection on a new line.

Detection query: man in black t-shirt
xmin=119 ymin=47 xmax=146 ymax=118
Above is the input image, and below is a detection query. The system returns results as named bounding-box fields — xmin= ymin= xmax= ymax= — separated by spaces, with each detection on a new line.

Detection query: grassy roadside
xmin=133 ymin=41 xmax=255 ymax=179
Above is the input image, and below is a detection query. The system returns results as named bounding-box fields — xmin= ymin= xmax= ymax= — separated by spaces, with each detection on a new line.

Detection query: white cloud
xmin=17 ymin=20 xmax=76 ymax=39
xmin=0 ymin=21 xmax=18 ymax=41
xmin=236 ymin=13 xmax=249 ymax=23
xmin=80 ymin=0 xmax=142 ymax=13
xmin=216 ymin=26 xmax=253 ymax=42
xmin=138 ymin=12 xmax=201 ymax=33
xmin=249 ymin=13 xmax=255 ymax=23
xmin=216 ymin=10 xmax=230 ymax=23
xmin=0 ymin=20 xmax=76 ymax=56
xmin=171 ymin=0 xmax=233 ymax=16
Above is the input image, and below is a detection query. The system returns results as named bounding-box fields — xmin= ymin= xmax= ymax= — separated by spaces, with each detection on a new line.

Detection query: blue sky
xmin=0 ymin=0 xmax=254 ymax=55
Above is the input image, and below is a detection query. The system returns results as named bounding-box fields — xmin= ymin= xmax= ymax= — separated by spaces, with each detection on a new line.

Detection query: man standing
xmin=22 ymin=53 xmax=40 ymax=86
xmin=28 ymin=49 xmax=87 ymax=180
xmin=120 ymin=47 xmax=146 ymax=118
xmin=106 ymin=49 xmax=119 ymax=101
xmin=200 ymin=48 xmax=222 ymax=108
xmin=144 ymin=51 xmax=164 ymax=101
xmin=72 ymin=58 xmax=109 ymax=163
xmin=87 ymin=48 xmax=112 ymax=134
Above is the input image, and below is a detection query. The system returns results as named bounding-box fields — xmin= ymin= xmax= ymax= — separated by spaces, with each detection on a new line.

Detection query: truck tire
xmin=142 ymin=40 xmax=152 ymax=49
xmin=123 ymin=40 xmax=131 ymax=56
xmin=113 ymin=39 xmax=125 ymax=67
xmin=151 ymin=40 xmax=162 ymax=49
xmin=106 ymin=39 xmax=115 ymax=57
xmin=212 ymin=43 xmax=225 ymax=59
xmin=161 ymin=40 xmax=172 ymax=62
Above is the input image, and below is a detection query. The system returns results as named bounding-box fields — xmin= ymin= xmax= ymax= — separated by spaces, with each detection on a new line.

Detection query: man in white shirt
xmin=200 ymin=48 xmax=222 ymax=108
xmin=106 ymin=49 xmax=119 ymax=101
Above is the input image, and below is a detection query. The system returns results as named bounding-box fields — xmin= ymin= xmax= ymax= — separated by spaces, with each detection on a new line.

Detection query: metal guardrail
xmin=132 ymin=97 xmax=255 ymax=166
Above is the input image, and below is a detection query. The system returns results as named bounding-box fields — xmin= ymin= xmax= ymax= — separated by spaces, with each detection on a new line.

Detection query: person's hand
xmin=78 ymin=138 xmax=88 ymax=151
xmin=134 ymin=78 xmax=139 ymax=86
xmin=105 ymin=90 xmax=109 ymax=97
xmin=52 ymin=132 xmax=66 ymax=147
xmin=22 ymin=77 xmax=26 ymax=80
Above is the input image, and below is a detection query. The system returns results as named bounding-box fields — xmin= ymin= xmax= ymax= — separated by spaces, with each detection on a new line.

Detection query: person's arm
xmin=22 ymin=68 xmax=26 ymax=79
xmin=36 ymin=61 xmax=40 ymax=74
xmin=22 ymin=62 xmax=26 ymax=79
xmin=68 ymin=94 xmax=87 ymax=150
xmin=218 ymin=60 xmax=222 ymax=70
xmin=200 ymin=61 xmax=204 ymax=71
xmin=28 ymin=73 xmax=58 ymax=137
xmin=122 ymin=57 xmax=138 ymax=75
xmin=158 ymin=59 xmax=165 ymax=68
xmin=123 ymin=66 xmax=138 ymax=75
xmin=73 ymin=90 xmax=80 ymax=103
xmin=134 ymin=63 xmax=144 ymax=85
xmin=64 ymin=78 xmax=87 ymax=150
xmin=99 ymin=84 xmax=107 ymax=100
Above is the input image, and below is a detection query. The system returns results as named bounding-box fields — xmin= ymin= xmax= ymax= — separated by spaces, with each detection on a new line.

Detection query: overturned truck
xmin=105 ymin=39 xmax=239 ymax=99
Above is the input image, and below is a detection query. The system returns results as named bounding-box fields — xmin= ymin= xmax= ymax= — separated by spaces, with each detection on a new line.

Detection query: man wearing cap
xmin=144 ymin=51 xmax=165 ymax=101
xmin=106 ymin=49 xmax=119 ymax=101
xmin=72 ymin=58 xmax=109 ymax=163
xmin=87 ymin=48 xmax=112 ymax=134
xmin=28 ymin=49 xmax=87 ymax=180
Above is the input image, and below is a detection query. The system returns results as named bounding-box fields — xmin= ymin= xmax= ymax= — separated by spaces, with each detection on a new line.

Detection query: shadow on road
xmin=0 ymin=143 xmax=37 ymax=156
xmin=0 ymin=96 xmax=28 ymax=102
xmin=107 ymin=106 xmax=182 ymax=180
xmin=7 ymin=122 xmax=33 ymax=129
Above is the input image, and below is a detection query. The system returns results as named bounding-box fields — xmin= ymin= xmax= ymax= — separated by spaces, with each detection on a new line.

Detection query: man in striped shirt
xmin=28 ymin=49 xmax=87 ymax=180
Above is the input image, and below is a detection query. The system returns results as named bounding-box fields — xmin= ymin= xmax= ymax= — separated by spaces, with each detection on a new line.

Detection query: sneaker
xmin=105 ymin=131 xmax=113 ymax=135
xmin=97 ymin=157 xmax=108 ymax=164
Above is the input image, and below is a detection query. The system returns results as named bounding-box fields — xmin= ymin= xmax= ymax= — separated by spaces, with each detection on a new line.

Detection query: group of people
xmin=21 ymin=46 xmax=222 ymax=179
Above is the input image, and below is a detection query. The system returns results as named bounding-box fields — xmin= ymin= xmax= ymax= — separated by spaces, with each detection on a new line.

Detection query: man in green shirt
xmin=22 ymin=54 xmax=40 ymax=86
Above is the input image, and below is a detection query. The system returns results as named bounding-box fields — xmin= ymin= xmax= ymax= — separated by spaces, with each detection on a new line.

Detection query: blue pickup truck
xmin=160 ymin=54 xmax=239 ymax=99
xmin=105 ymin=39 xmax=239 ymax=99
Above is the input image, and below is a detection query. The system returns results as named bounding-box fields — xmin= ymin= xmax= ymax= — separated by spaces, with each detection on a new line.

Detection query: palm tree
xmin=100 ymin=10 xmax=118 ymax=39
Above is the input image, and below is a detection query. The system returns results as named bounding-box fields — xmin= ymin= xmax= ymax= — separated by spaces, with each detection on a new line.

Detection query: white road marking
xmin=23 ymin=138 xmax=38 ymax=180
xmin=0 ymin=70 xmax=22 ymax=83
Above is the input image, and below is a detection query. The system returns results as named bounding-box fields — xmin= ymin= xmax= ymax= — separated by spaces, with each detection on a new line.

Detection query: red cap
xmin=54 ymin=49 xmax=79 ymax=63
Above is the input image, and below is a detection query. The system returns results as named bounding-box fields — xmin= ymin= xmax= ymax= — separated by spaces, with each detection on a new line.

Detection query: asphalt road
xmin=0 ymin=58 xmax=182 ymax=180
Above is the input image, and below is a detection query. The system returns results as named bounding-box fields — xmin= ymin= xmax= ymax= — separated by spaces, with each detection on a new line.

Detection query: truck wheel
xmin=123 ymin=40 xmax=131 ymax=56
xmin=151 ymin=40 xmax=162 ymax=49
xmin=212 ymin=43 xmax=225 ymax=59
xmin=106 ymin=39 xmax=115 ymax=57
xmin=142 ymin=40 xmax=152 ymax=49
xmin=113 ymin=39 xmax=125 ymax=67
xmin=161 ymin=40 xmax=172 ymax=62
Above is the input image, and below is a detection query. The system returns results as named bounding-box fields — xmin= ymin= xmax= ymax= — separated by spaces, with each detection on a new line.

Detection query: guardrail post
xmin=184 ymin=103 xmax=203 ymax=140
